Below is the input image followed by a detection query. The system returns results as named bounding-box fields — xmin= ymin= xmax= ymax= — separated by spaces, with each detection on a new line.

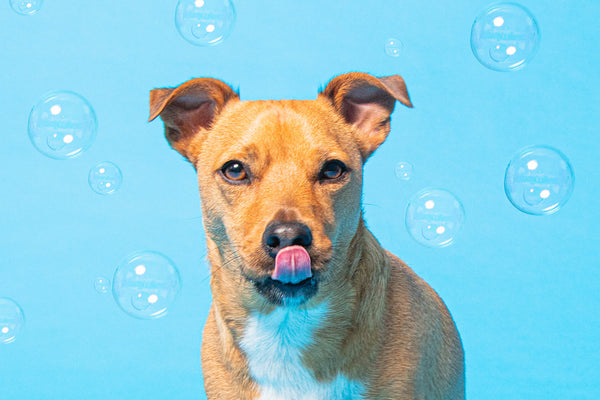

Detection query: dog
xmin=149 ymin=72 xmax=465 ymax=400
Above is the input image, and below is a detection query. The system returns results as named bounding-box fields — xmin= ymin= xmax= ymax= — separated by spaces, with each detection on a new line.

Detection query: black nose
xmin=262 ymin=221 xmax=312 ymax=258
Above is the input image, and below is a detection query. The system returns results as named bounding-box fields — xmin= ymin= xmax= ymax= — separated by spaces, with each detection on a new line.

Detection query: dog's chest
xmin=239 ymin=302 xmax=364 ymax=400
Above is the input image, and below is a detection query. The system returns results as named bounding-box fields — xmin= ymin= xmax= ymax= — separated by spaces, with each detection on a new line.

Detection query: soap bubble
xmin=28 ymin=91 xmax=98 ymax=159
xmin=112 ymin=251 xmax=182 ymax=319
xmin=470 ymin=3 xmax=540 ymax=71
xmin=10 ymin=0 xmax=43 ymax=15
xmin=94 ymin=277 xmax=110 ymax=294
xmin=405 ymin=188 xmax=465 ymax=248
xmin=394 ymin=161 xmax=414 ymax=180
xmin=504 ymin=145 xmax=574 ymax=215
xmin=175 ymin=0 xmax=236 ymax=46
xmin=385 ymin=38 xmax=403 ymax=57
xmin=0 ymin=298 xmax=25 ymax=344
xmin=89 ymin=161 xmax=123 ymax=195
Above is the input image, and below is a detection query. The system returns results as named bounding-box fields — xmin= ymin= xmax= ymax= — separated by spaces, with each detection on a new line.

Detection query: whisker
xmin=197 ymin=243 xmax=246 ymax=285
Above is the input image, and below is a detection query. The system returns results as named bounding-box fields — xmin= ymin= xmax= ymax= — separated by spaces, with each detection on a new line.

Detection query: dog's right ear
xmin=148 ymin=78 xmax=239 ymax=164
xmin=320 ymin=72 xmax=412 ymax=162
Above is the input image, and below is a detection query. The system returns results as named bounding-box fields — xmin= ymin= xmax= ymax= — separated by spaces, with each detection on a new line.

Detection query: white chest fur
xmin=239 ymin=301 xmax=364 ymax=400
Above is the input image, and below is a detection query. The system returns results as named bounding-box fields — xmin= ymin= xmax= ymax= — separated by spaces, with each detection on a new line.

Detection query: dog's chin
xmin=252 ymin=276 xmax=318 ymax=307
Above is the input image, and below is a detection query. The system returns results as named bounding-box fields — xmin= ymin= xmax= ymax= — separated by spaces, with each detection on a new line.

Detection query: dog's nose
xmin=263 ymin=221 xmax=312 ymax=258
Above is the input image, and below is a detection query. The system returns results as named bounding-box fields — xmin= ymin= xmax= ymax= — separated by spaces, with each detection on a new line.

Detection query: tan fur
xmin=149 ymin=72 xmax=465 ymax=399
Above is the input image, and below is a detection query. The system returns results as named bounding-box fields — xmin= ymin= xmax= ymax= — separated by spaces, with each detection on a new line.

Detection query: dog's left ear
xmin=320 ymin=72 xmax=413 ymax=161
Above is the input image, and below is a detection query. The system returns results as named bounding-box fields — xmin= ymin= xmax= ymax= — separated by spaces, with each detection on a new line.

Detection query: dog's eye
xmin=320 ymin=160 xmax=347 ymax=181
xmin=221 ymin=161 xmax=247 ymax=182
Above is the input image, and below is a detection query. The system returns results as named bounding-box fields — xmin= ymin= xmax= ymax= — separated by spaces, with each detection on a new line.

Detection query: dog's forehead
xmin=209 ymin=99 xmax=355 ymax=160
xmin=219 ymin=99 xmax=341 ymax=135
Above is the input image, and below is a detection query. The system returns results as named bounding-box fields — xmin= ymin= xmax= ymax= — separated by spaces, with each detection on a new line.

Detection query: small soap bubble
xmin=504 ymin=145 xmax=574 ymax=215
xmin=94 ymin=277 xmax=110 ymax=294
xmin=175 ymin=0 xmax=236 ymax=46
xmin=405 ymin=188 xmax=465 ymax=248
xmin=0 ymin=298 xmax=25 ymax=344
xmin=470 ymin=3 xmax=540 ymax=71
xmin=385 ymin=38 xmax=403 ymax=57
xmin=394 ymin=161 xmax=414 ymax=180
xmin=10 ymin=0 xmax=43 ymax=15
xmin=112 ymin=251 xmax=182 ymax=319
xmin=89 ymin=161 xmax=122 ymax=195
xmin=28 ymin=91 xmax=98 ymax=159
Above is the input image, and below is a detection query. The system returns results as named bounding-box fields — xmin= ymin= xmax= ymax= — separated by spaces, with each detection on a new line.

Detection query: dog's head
xmin=149 ymin=73 xmax=412 ymax=308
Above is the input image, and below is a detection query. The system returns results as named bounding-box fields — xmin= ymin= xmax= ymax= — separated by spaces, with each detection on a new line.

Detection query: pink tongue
xmin=271 ymin=245 xmax=312 ymax=284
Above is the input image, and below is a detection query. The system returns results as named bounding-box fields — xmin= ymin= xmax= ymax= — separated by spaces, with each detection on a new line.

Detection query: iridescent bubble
xmin=175 ymin=0 xmax=236 ymax=46
xmin=112 ymin=251 xmax=182 ymax=319
xmin=405 ymin=188 xmax=465 ymax=248
xmin=28 ymin=91 xmax=98 ymax=159
xmin=10 ymin=0 xmax=43 ymax=15
xmin=394 ymin=161 xmax=414 ymax=180
xmin=94 ymin=277 xmax=110 ymax=294
xmin=385 ymin=38 xmax=403 ymax=57
xmin=470 ymin=3 xmax=540 ymax=71
xmin=504 ymin=145 xmax=574 ymax=215
xmin=0 ymin=298 xmax=25 ymax=344
xmin=89 ymin=161 xmax=123 ymax=195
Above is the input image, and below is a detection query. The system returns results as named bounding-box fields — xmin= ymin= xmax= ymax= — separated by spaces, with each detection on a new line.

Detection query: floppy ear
xmin=148 ymin=78 xmax=239 ymax=164
xmin=319 ymin=72 xmax=412 ymax=161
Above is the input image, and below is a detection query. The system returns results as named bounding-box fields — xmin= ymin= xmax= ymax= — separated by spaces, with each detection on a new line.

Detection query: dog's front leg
xmin=201 ymin=306 xmax=260 ymax=400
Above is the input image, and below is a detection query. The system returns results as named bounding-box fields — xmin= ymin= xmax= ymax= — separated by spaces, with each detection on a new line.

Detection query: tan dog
xmin=149 ymin=73 xmax=465 ymax=400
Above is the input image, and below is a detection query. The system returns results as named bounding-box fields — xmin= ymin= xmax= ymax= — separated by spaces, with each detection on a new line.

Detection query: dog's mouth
xmin=253 ymin=275 xmax=318 ymax=306
xmin=252 ymin=245 xmax=319 ymax=306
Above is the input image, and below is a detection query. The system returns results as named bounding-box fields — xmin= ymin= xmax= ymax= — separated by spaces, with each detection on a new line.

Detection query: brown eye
xmin=221 ymin=161 xmax=247 ymax=182
xmin=320 ymin=160 xmax=347 ymax=181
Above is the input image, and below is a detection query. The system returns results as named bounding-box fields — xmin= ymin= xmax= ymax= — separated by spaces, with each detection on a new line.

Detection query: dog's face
xmin=194 ymin=99 xmax=365 ymax=306
xmin=149 ymin=73 xmax=412 ymax=307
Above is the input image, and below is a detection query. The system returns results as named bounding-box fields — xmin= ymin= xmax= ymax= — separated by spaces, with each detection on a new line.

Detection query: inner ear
xmin=166 ymin=97 xmax=216 ymax=139
xmin=341 ymin=86 xmax=397 ymax=130
xmin=171 ymin=94 xmax=211 ymax=111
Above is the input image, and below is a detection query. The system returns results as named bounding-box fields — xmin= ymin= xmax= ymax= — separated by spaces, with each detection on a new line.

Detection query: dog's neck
xmin=331 ymin=217 xmax=391 ymax=379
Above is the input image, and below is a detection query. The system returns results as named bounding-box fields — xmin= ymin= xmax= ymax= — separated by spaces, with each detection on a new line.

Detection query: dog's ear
xmin=319 ymin=72 xmax=412 ymax=161
xmin=148 ymin=78 xmax=239 ymax=164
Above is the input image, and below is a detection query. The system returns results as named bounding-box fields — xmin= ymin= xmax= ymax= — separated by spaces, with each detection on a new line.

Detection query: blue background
xmin=1 ymin=0 xmax=599 ymax=399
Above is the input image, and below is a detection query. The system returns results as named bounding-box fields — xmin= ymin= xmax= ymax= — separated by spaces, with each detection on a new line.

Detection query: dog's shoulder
xmin=384 ymin=250 xmax=445 ymax=311
xmin=384 ymin=250 xmax=461 ymax=343
xmin=370 ymin=250 xmax=465 ymax=399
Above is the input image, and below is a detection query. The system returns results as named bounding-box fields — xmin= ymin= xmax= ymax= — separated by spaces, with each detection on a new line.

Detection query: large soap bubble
xmin=10 ymin=0 xmax=43 ymax=15
xmin=471 ymin=3 xmax=540 ymax=71
xmin=28 ymin=91 xmax=98 ymax=159
xmin=0 ymin=298 xmax=25 ymax=344
xmin=405 ymin=188 xmax=465 ymax=248
xmin=505 ymin=145 xmax=574 ymax=215
xmin=175 ymin=0 xmax=236 ymax=46
xmin=112 ymin=251 xmax=182 ymax=319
